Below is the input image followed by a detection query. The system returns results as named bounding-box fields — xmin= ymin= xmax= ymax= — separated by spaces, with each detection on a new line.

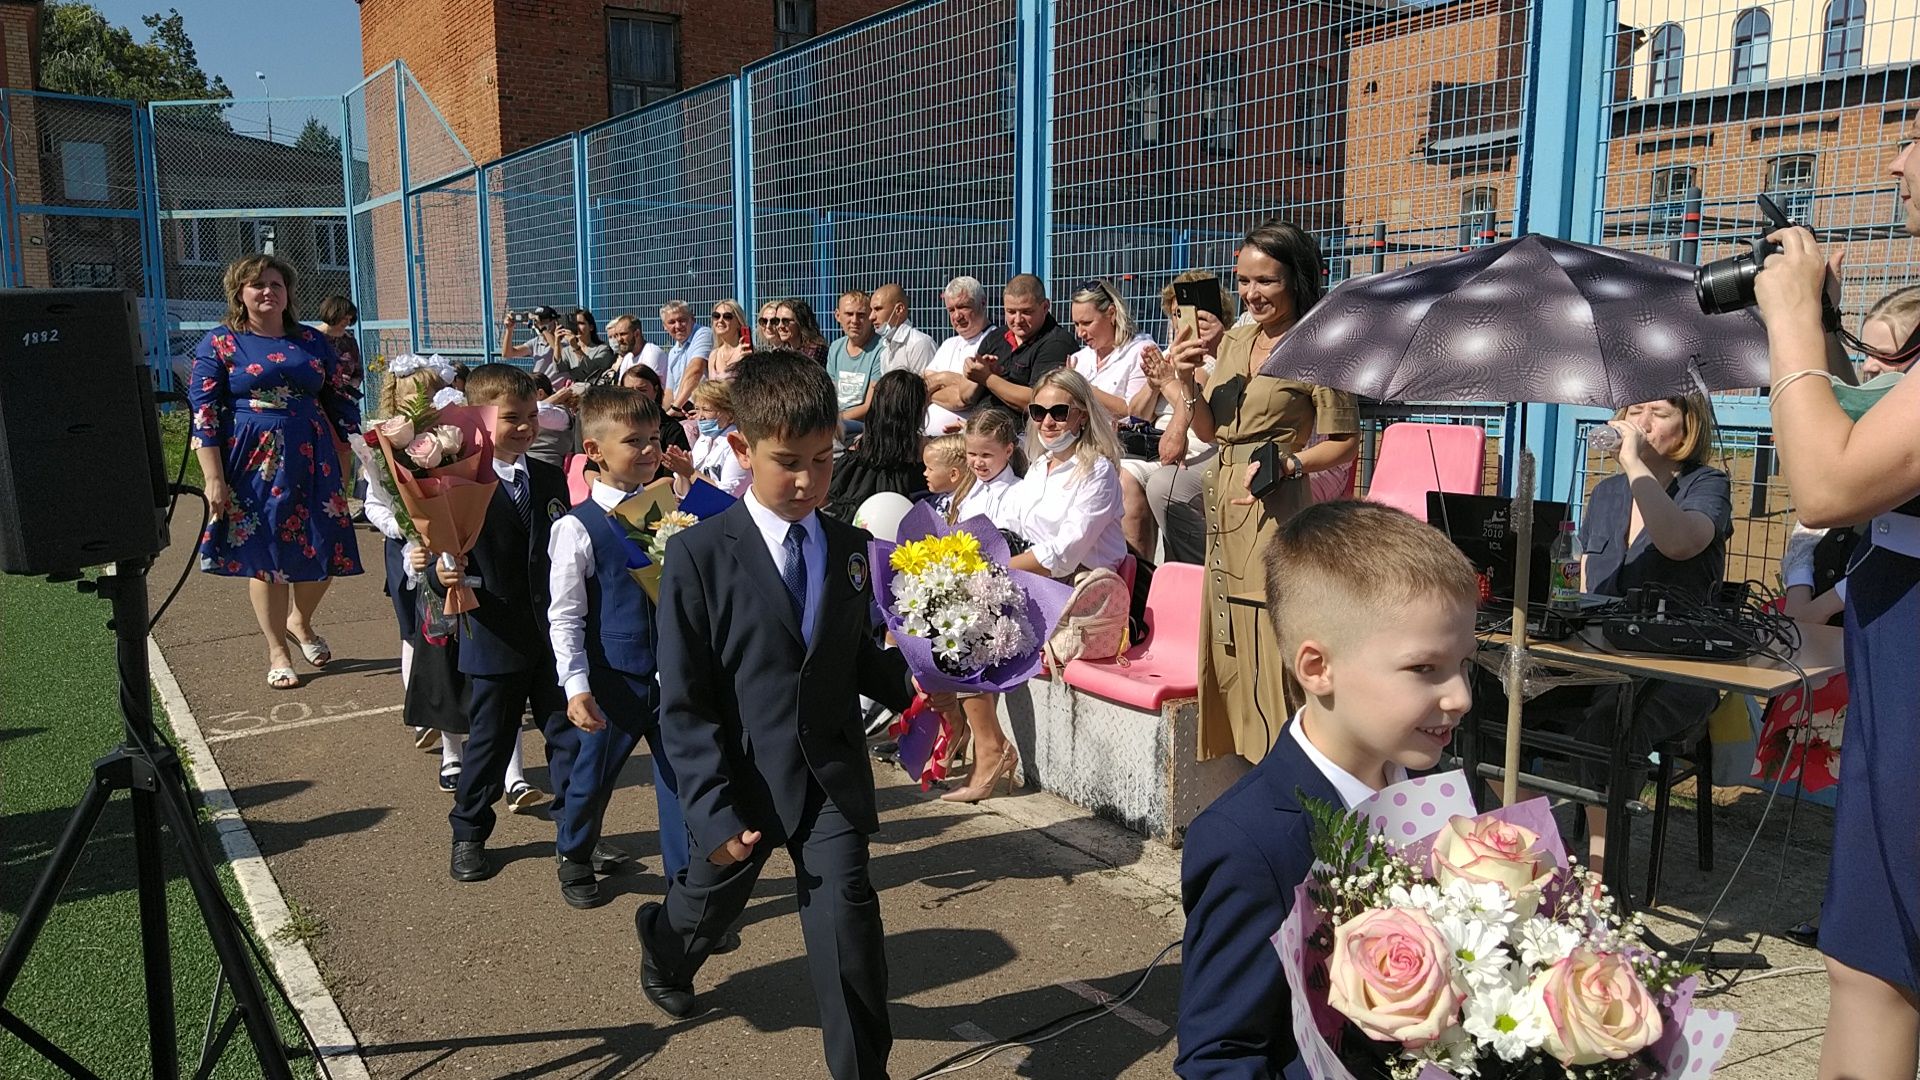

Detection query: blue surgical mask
xmin=697 ymin=418 xmax=722 ymax=438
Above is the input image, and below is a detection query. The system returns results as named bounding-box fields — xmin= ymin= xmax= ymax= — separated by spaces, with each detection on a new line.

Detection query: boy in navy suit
xmin=439 ymin=364 xmax=576 ymax=883
xmin=1175 ymin=501 xmax=1479 ymax=1080
xmin=635 ymin=350 xmax=917 ymax=1080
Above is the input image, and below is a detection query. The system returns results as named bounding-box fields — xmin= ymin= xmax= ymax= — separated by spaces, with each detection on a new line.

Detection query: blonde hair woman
xmin=706 ymin=298 xmax=752 ymax=380
xmin=1001 ymin=368 xmax=1127 ymax=579
xmin=187 ymin=253 xmax=364 ymax=690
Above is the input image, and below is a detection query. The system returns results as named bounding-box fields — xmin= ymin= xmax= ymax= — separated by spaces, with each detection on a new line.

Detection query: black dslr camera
xmin=1694 ymin=193 xmax=1794 ymax=314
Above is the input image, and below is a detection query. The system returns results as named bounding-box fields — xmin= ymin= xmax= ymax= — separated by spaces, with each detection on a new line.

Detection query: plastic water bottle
xmin=1587 ymin=424 xmax=1622 ymax=455
xmin=1548 ymin=520 xmax=1581 ymax=608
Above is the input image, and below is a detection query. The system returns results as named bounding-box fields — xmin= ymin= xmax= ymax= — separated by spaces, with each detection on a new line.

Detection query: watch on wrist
xmin=1283 ymin=452 xmax=1304 ymax=479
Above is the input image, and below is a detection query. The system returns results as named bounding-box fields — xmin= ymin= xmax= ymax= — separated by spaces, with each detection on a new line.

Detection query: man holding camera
xmin=501 ymin=305 xmax=561 ymax=375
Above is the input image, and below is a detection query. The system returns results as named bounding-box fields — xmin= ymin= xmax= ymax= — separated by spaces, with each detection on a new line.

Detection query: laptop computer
xmin=1427 ymin=492 xmax=1572 ymax=618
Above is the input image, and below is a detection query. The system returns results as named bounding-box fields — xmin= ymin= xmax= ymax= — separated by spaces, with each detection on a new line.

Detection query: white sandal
xmin=267 ymin=667 xmax=301 ymax=690
xmin=286 ymin=633 xmax=331 ymax=668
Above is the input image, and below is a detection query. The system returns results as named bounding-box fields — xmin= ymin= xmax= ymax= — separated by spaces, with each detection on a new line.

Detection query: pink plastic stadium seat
xmin=564 ymin=454 xmax=592 ymax=507
xmin=1063 ymin=562 xmax=1202 ymax=710
xmin=1363 ymin=422 xmax=1485 ymax=522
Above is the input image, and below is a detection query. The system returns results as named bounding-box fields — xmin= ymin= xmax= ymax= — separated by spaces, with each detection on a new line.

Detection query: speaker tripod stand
xmin=0 ymin=558 xmax=298 ymax=1079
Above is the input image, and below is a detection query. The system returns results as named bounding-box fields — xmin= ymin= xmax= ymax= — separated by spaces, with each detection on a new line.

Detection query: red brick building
xmin=357 ymin=0 xmax=907 ymax=161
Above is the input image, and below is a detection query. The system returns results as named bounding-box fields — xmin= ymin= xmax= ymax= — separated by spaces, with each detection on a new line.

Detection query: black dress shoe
xmin=635 ymin=902 xmax=696 ymax=1018
xmin=870 ymin=740 xmax=899 ymax=763
xmin=590 ymin=840 xmax=637 ymax=874
xmin=710 ymin=929 xmax=742 ymax=955
xmin=557 ymin=857 xmax=602 ymax=910
xmin=450 ymin=841 xmax=492 ymax=882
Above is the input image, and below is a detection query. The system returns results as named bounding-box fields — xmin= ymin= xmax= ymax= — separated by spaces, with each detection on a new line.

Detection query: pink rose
xmin=1534 ymin=949 xmax=1663 ymax=1065
xmin=372 ymin=415 xmax=414 ymax=447
xmin=405 ymin=433 xmax=443 ymax=469
xmin=1326 ymin=907 xmax=1462 ymax=1047
xmin=1430 ymin=814 xmax=1556 ymax=917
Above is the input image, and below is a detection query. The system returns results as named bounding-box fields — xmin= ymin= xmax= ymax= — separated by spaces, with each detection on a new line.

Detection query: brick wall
xmin=0 ymin=0 xmax=37 ymax=91
xmin=362 ymin=0 xmax=900 ymax=160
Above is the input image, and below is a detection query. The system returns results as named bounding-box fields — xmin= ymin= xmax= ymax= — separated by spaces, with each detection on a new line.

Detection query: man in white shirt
xmin=609 ymin=314 xmax=666 ymax=380
xmin=921 ymin=276 xmax=998 ymax=436
xmin=869 ymin=282 xmax=935 ymax=375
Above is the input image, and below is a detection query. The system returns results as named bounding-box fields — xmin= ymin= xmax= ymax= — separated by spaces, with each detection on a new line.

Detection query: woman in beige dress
xmin=1171 ymin=219 xmax=1359 ymax=763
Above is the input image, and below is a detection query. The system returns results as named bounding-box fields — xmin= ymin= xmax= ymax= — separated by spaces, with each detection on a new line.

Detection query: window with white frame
xmin=178 ymin=219 xmax=219 ymax=266
xmin=1122 ymin=44 xmax=1166 ymax=149
xmin=1648 ymin=23 xmax=1684 ymax=98
xmin=315 ymin=220 xmax=349 ymax=271
xmin=1731 ymin=8 xmax=1771 ymax=86
xmin=1459 ymin=187 xmax=1498 ymax=248
xmin=1651 ymin=166 xmax=1697 ymax=238
xmin=1201 ymin=54 xmax=1239 ymax=156
xmin=56 ymin=261 xmax=116 ymax=288
xmin=1767 ymin=154 xmax=1817 ymax=224
xmin=247 ymin=220 xmax=275 ymax=255
xmin=1823 ymin=0 xmax=1866 ymax=72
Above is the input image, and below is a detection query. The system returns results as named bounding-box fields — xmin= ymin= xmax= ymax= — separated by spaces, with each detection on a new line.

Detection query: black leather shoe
xmin=635 ymin=902 xmax=696 ymax=1018
xmin=710 ymin=929 xmax=742 ymax=955
xmin=557 ymin=857 xmax=602 ymax=910
xmin=450 ymin=841 xmax=492 ymax=882
xmin=590 ymin=840 xmax=637 ymax=874
xmin=869 ymin=740 xmax=899 ymax=763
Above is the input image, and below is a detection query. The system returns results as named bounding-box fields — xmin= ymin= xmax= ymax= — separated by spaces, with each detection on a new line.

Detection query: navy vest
xmin=573 ymin=501 xmax=658 ymax=678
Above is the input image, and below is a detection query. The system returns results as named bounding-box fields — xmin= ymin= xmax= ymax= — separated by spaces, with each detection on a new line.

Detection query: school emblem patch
xmin=848 ymin=551 xmax=869 ymax=592
xmin=546 ymin=498 xmax=567 ymax=522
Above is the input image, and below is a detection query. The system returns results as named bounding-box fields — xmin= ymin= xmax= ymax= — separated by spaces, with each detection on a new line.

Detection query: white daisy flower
xmin=1515 ymin=916 xmax=1582 ymax=969
xmin=1461 ymin=981 xmax=1548 ymax=1062
xmin=1436 ymin=916 xmax=1515 ymax=991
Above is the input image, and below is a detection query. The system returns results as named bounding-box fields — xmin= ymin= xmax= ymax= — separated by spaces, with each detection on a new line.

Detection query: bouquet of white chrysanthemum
xmin=1274 ymin=772 xmax=1738 ymax=1080
xmin=869 ymin=504 xmax=1071 ymax=695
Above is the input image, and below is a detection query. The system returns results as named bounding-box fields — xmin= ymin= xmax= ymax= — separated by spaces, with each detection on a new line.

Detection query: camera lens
xmin=1693 ymin=252 xmax=1758 ymax=315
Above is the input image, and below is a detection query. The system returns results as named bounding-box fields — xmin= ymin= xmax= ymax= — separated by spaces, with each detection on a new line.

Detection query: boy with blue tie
xmin=1175 ymin=501 xmax=1480 ymax=1079
xmin=634 ymin=350 xmax=917 ymax=1080
xmin=440 ymin=364 xmax=578 ymax=883
xmin=544 ymin=386 xmax=679 ymax=907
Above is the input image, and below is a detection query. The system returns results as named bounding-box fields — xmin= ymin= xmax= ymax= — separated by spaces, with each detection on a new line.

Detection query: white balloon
xmin=853 ymin=492 xmax=915 ymax=543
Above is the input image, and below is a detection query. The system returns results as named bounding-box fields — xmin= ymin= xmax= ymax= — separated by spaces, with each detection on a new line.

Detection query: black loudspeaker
xmin=0 ymin=288 xmax=169 ymax=575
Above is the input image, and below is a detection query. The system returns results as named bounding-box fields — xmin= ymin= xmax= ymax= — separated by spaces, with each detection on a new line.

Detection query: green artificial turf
xmin=1 ymin=572 xmax=315 ymax=1078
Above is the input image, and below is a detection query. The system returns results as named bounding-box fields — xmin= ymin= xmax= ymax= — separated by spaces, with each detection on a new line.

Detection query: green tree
xmin=293 ymin=117 xmax=342 ymax=159
xmin=40 ymin=3 xmax=232 ymax=104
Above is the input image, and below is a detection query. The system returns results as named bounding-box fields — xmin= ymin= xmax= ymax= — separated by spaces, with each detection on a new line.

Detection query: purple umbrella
xmin=1261 ymin=235 xmax=1772 ymax=804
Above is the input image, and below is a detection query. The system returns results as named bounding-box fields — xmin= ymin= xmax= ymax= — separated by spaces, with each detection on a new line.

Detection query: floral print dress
xmin=189 ymin=326 xmax=363 ymax=582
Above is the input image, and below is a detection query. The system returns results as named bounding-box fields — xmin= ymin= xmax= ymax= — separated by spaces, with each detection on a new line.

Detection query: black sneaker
xmin=557 ymin=856 xmax=602 ymax=909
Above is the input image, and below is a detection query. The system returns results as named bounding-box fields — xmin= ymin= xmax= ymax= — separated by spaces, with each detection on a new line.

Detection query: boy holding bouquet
xmin=1176 ymin=500 xmax=1479 ymax=1079
xmin=634 ymin=351 xmax=918 ymax=1080
xmin=438 ymin=364 xmax=575 ymax=883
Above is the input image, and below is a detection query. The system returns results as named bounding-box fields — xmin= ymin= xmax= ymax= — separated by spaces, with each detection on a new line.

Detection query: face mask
xmin=1039 ymin=427 xmax=1079 ymax=455
xmin=875 ymin=320 xmax=894 ymax=337
xmin=697 ymin=418 xmax=722 ymax=438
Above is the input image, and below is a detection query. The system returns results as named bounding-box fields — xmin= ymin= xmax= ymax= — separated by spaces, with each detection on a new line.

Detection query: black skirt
xmin=403 ymin=636 xmax=470 ymax=735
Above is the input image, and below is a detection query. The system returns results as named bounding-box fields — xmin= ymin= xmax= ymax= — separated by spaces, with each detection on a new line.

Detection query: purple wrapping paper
xmin=892 ymin=697 xmax=944 ymax=781
xmin=868 ymin=503 xmax=1074 ymax=695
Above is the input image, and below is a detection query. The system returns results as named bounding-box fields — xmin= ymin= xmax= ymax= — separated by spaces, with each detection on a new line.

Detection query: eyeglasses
xmin=763 ymin=317 xmax=795 ymax=327
xmin=711 ymin=311 xmax=735 ymax=321
xmin=1027 ymin=403 xmax=1074 ymax=423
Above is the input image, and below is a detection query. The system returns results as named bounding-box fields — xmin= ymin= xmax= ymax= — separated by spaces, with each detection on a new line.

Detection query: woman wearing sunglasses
xmin=1000 ymin=368 xmax=1128 ymax=580
xmin=774 ymin=298 xmax=830 ymax=365
xmin=706 ymin=299 xmax=752 ymax=381
xmin=1170 ymin=218 xmax=1359 ymax=765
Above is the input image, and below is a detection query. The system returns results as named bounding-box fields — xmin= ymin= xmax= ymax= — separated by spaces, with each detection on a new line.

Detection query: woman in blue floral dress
xmin=189 ymin=254 xmax=363 ymax=689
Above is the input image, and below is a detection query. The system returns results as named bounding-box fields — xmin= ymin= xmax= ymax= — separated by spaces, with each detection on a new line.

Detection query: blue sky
xmin=83 ymin=1 xmax=365 ymax=139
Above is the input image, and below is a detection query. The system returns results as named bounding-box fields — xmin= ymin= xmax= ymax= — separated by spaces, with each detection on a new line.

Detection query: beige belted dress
xmin=1196 ymin=323 xmax=1358 ymax=763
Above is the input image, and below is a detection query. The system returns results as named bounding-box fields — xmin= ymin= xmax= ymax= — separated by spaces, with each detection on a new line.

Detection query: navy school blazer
xmin=656 ymin=497 xmax=917 ymax=858
xmin=1175 ymin=725 xmax=1343 ymax=1080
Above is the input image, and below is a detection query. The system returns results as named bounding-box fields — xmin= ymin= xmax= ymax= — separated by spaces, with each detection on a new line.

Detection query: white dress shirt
xmin=688 ymin=424 xmax=751 ymax=496
xmin=616 ymin=343 xmax=667 ymax=378
xmin=491 ymin=454 xmax=529 ymax=487
xmin=743 ymin=487 xmax=826 ymax=647
xmin=547 ymin=480 xmax=632 ymax=700
xmin=363 ymin=469 xmax=420 ymax=589
xmin=998 ymin=452 xmax=1126 ymax=577
xmin=881 ymin=320 xmax=936 ymax=375
xmin=922 ymin=326 xmax=993 ymax=436
xmin=1288 ymin=709 xmax=1408 ymax=810
xmin=1071 ymin=333 xmax=1154 ymax=405
xmin=952 ymin=464 xmax=1020 ymax=529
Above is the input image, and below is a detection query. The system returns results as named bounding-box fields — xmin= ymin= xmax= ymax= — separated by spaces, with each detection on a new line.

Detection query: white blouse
xmin=688 ymin=425 xmax=750 ymax=497
xmin=1070 ymin=333 xmax=1154 ymax=406
xmin=953 ymin=464 xmax=1020 ymax=529
xmin=999 ymin=453 xmax=1126 ymax=577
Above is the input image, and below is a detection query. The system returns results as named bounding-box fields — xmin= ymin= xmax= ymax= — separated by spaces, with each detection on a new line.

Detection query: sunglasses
xmin=1027 ymin=403 xmax=1075 ymax=423
xmin=763 ymin=316 xmax=795 ymax=326
xmin=711 ymin=310 xmax=735 ymax=321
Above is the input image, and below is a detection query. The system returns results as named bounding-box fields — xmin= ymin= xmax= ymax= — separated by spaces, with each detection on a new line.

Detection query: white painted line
xmin=950 ymin=1021 xmax=1031 ymax=1070
xmin=1058 ymin=979 xmax=1168 ymax=1037
xmin=150 ymin=638 xmax=373 ymax=1080
xmin=205 ymin=704 xmax=403 ymax=743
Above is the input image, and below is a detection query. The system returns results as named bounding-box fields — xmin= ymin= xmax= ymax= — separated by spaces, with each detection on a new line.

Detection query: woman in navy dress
xmin=1756 ymin=131 xmax=1920 ymax=1080
xmin=189 ymin=254 xmax=363 ymax=690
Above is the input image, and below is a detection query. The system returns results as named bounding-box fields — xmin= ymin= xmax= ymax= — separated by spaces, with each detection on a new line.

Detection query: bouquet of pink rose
xmin=357 ymin=387 xmax=497 ymax=618
xmin=1273 ymin=772 xmax=1737 ymax=1079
